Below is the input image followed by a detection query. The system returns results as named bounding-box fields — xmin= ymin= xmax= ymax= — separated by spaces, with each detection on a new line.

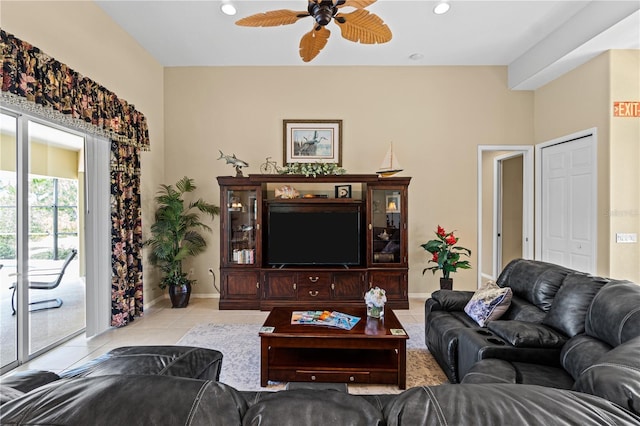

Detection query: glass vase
xmin=367 ymin=304 xmax=384 ymax=319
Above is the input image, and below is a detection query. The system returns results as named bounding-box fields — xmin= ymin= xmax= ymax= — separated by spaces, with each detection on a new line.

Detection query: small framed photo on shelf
xmin=385 ymin=194 xmax=400 ymax=213
xmin=283 ymin=119 xmax=342 ymax=165
xmin=335 ymin=184 xmax=352 ymax=199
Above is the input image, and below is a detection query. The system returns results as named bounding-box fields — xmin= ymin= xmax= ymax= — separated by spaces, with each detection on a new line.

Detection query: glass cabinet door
xmin=370 ymin=188 xmax=404 ymax=265
xmin=225 ymin=188 xmax=258 ymax=265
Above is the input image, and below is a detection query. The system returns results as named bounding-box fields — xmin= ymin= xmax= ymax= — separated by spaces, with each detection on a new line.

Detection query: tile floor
xmin=7 ymin=296 xmax=427 ymax=376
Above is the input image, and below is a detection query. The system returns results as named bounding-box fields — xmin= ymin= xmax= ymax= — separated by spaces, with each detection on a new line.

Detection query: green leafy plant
xmin=421 ymin=225 xmax=472 ymax=279
xmin=279 ymin=162 xmax=346 ymax=177
xmin=145 ymin=176 xmax=219 ymax=289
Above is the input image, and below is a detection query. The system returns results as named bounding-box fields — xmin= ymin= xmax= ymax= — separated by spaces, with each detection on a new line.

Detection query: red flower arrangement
xmin=421 ymin=225 xmax=472 ymax=279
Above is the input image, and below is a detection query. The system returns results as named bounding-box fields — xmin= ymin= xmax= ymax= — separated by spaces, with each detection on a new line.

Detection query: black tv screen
xmin=267 ymin=204 xmax=362 ymax=266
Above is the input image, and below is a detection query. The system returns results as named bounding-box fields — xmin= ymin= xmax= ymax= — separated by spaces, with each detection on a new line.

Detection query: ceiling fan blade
xmin=335 ymin=9 xmax=391 ymax=44
xmin=236 ymin=10 xmax=308 ymax=27
xmin=299 ymin=25 xmax=331 ymax=62
xmin=337 ymin=0 xmax=377 ymax=9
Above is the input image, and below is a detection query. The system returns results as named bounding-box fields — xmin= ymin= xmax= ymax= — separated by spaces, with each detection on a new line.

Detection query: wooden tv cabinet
xmin=217 ymin=174 xmax=411 ymax=310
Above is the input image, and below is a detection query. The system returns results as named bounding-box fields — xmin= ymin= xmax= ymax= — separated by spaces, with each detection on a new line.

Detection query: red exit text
xmin=613 ymin=101 xmax=640 ymax=117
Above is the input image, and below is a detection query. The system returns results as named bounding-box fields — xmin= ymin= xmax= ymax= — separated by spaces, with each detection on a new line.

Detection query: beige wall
xmin=3 ymin=1 xmax=637 ymax=300
xmin=501 ymin=155 xmax=523 ymax=269
xmin=2 ymin=1 xmax=166 ymax=301
xmin=610 ymin=50 xmax=640 ymax=281
xmin=534 ymin=51 xmax=640 ymax=283
xmin=165 ymin=66 xmax=534 ymax=294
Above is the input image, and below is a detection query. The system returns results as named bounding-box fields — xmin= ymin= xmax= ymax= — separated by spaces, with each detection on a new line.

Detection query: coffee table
xmin=259 ymin=306 xmax=408 ymax=388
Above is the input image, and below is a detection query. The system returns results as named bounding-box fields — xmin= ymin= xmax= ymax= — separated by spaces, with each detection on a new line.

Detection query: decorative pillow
xmin=464 ymin=281 xmax=513 ymax=327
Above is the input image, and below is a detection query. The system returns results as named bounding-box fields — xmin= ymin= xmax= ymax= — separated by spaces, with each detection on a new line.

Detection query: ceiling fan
xmin=236 ymin=0 xmax=392 ymax=62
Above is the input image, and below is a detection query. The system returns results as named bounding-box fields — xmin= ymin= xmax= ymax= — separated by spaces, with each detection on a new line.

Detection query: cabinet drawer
xmin=299 ymin=272 xmax=332 ymax=286
xmin=297 ymin=282 xmax=331 ymax=300
xmin=295 ymin=370 xmax=370 ymax=384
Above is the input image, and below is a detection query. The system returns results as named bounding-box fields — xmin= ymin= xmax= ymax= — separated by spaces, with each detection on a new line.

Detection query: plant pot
xmin=440 ymin=278 xmax=453 ymax=290
xmin=169 ymin=282 xmax=191 ymax=308
xmin=367 ymin=304 xmax=384 ymax=319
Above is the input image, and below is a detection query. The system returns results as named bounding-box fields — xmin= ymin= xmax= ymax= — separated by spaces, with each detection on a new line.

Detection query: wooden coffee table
xmin=259 ymin=306 xmax=408 ymax=388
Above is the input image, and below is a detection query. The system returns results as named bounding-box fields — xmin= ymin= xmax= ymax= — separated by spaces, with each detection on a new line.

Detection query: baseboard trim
xmin=145 ymin=292 xmax=424 ymax=310
xmin=409 ymin=292 xmax=431 ymax=299
xmin=190 ymin=293 xmax=221 ymax=299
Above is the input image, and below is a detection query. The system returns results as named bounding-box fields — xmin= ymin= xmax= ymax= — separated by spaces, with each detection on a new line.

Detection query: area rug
xmin=176 ymin=322 xmax=448 ymax=394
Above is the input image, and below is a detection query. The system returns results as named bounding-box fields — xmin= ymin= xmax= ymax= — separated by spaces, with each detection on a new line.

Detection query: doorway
xmin=477 ymin=146 xmax=534 ymax=287
xmin=495 ymin=153 xmax=524 ymax=273
xmin=1 ymin=111 xmax=86 ymax=373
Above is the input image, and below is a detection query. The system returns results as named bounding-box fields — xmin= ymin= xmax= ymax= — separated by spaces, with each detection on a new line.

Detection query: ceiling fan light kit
xmin=220 ymin=0 xmax=237 ymax=16
xmin=235 ymin=0 xmax=392 ymax=62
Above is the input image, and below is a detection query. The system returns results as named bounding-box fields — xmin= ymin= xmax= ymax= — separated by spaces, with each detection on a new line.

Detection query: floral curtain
xmin=111 ymin=143 xmax=144 ymax=326
xmin=1 ymin=29 xmax=148 ymax=326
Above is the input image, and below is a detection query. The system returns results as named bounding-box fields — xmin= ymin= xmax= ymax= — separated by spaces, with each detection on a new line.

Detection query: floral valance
xmin=0 ymin=29 xmax=150 ymax=150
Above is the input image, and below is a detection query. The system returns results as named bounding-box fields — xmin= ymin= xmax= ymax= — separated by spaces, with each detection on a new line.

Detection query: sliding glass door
xmin=0 ymin=110 xmax=86 ymax=373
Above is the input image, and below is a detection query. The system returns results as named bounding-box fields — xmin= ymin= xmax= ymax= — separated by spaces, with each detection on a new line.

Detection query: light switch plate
xmin=616 ymin=233 xmax=638 ymax=243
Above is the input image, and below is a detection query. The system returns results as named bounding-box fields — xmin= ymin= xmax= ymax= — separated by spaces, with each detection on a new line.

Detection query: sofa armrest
xmin=574 ymin=336 xmax=640 ymax=416
xmin=430 ymin=290 xmax=475 ymax=311
xmin=487 ymin=320 xmax=567 ymax=348
xmin=457 ymin=328 xmax=563 ymax=380
xmin=60 ymin=346 xmax=223 ymax=381
xmin=383 ymin=384 xmax=640 ymax=426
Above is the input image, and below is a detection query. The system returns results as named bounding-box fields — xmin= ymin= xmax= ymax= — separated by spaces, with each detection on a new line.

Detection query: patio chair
xmin=10 ymin=249 xmax=78 ymax=315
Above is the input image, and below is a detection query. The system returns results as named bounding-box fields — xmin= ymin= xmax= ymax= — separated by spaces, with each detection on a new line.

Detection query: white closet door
xmin=541 ymin=134 xmax=596 ymax=273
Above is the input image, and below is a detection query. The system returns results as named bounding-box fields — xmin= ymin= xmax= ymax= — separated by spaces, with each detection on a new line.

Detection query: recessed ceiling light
xmin=221 ymin=1 xmax=237 ymax=16
xmin=433 ymin=1 xmax=450 ymax=15
xmin=409 ymin=53 xmax=424 ymax=61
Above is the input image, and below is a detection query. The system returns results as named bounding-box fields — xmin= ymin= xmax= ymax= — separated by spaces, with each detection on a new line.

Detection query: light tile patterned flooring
xmin=8 ymin=297 xmax=427 ymax=376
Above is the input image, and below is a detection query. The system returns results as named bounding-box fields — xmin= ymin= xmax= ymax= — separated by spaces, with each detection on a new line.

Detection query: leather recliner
xmin=460 ymin=280 xmax=640 ymax=410
xmin=424 ymin=258 xmax=578 ymax=382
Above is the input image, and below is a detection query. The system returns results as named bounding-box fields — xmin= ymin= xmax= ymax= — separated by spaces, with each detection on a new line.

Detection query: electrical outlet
xmin=616 ymin=233 xmax=638 ymax=243
xmin=208 ymin=268 xmax=215 ymax=275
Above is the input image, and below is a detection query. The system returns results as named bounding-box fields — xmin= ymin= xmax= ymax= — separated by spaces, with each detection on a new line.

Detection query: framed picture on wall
xmin=283 ymin=119 xmax=342 ymax=165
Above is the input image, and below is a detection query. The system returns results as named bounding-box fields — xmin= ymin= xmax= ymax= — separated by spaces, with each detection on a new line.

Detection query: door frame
xmin=477 ymin=145 xmax=534 ymax=287
xmin=1 ymin=107 xmax=94 ymax=374
xmin=535 ymin=128 xmax=598 ymax=272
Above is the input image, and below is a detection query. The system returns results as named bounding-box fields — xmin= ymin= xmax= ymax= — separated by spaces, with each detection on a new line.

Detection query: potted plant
xmin=145 ymin=176 xmax=219 ymax=308
xmin=421 ymin=225 xmax=471 ymax=290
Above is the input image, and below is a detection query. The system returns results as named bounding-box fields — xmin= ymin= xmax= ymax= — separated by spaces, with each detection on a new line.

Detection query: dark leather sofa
xmin=2 ymin=264 xmax=640 ymax=425
xmin=424 ymin=258 xmax=640 ymax=384
xmin=425 ymin=259 xmax=576 ymax=383
xmin=2 ymin=371 xmax=640 ymax=425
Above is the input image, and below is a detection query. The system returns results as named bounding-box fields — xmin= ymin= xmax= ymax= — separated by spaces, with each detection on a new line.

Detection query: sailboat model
xmin=376 ymin=143 xmax=403 ymax=177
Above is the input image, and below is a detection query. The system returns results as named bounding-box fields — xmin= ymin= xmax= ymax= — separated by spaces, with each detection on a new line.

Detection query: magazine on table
xmin=291 ymin=310 xmax=360 ymax=330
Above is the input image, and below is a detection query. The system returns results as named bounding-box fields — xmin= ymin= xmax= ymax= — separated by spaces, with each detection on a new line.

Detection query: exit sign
xmin=613 ymin=101 xmax=640 ymax=117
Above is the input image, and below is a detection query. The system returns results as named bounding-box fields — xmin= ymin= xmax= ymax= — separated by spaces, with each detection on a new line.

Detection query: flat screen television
xmin=267 ymin=202 xmax=362 ymax=266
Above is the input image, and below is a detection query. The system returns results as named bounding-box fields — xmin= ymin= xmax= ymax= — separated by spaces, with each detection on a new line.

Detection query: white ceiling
xmin=96 ymin=0 xmax=640 ymax=89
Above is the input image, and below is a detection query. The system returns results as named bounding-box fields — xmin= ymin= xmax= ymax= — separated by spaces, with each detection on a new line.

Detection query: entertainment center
xmin=217 ymin=174 xmax=411 ymax=310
